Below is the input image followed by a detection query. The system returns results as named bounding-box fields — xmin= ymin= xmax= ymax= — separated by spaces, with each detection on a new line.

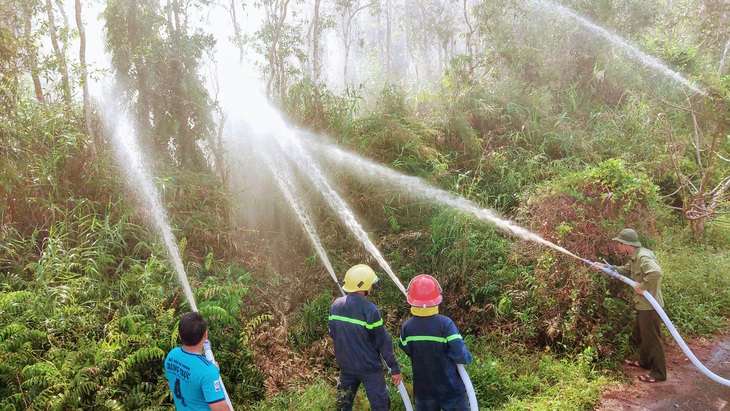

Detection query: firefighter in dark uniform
xmin=399 ymin=274 xmax=472 ymax=411
xmin=328 ymin=264 xmax=402 ymax=410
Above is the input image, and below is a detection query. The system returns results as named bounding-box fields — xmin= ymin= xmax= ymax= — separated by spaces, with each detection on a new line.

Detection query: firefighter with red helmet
xmin=399 ymin=274 xmax=472 ymax=411
xmin=328 ymin=264 xmax=402 ymax=410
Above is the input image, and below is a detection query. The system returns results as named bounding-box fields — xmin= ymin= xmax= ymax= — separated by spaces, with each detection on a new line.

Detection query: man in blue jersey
xmin=329 ymin=264 xmax=402 ymax=411
xmin=399 ymin=274 xmax=472 ymax=411
xmin=164 ymin=312 xmax=230 ymax=410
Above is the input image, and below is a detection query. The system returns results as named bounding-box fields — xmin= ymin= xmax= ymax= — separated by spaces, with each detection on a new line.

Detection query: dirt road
xmin=597 ymin=331 xmax=730 ymax=411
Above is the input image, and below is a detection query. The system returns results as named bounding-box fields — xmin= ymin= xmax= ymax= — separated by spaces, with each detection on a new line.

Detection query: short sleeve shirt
xmin=164 ymin=347 xmax=226 ymax=409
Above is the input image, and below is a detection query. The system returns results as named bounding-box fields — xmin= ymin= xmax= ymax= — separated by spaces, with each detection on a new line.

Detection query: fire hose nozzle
xmin=580 ymin=258 xmax=621 ymax=279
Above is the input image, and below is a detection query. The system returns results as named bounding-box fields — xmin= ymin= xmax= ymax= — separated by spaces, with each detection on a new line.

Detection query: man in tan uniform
xmin=593 ymin=228 xmax=666 ymax=382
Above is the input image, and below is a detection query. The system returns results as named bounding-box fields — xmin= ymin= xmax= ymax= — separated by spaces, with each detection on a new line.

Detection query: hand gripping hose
xmin=583 ymin=259 xmax=730 ymax=387
xmin=203 ymin=339 xmax=235 ymax=410
xmin=386 ymin=364 xmax=414 ymax=410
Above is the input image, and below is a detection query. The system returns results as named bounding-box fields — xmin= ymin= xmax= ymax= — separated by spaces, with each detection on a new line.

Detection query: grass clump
xmin=469 ymin=337 xmax=609 ymax=410
xmin=661 ymin=242 xmax=730 ymax=336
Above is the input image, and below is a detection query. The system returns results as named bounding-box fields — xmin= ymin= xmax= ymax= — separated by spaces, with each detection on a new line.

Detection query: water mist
xmin=98 ymin=94 xmax=197 ymax=311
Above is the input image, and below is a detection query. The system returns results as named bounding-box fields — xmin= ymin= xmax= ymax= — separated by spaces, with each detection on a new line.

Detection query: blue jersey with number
xmin=164 ymin=347 xmax=226 ymax=410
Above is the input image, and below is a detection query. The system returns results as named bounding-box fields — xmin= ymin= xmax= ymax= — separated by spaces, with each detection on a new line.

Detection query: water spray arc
xmin=217 ymin=65 xmax=409 ymax=295
xmin=314 ymin=140 xmax=730 ymax=387
xmin=534 ymin=0 xmax=705 ymax=96
xmin=259 ymin=149 xmax=345 ymax=296
xmin=99 ymin=96 xmax=234 ymax=410
xmin=267 ymin=133 xmax=481 ymax=409
xmin=250 ymin=115 xmax=409 ymax=296
xmin=270 ymin=129 xmax=419 ymax=408
xmin=314 ymin=142 xmax=581 ymax=259
xmin=220 ymin=90 xmax=416 ymax=406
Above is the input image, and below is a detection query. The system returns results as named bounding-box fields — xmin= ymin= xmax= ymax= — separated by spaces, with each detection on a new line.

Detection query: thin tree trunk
xmin=266 ymin=0 xmax=290 ymax=99
xmin=46 ymin=0 xmax=71 ymax=103
xmin=56 ymin=0 xmax=73 ymax=60
xmin=23 ymin=11 xmax=44 ymax=103
xmin=229 ymin=0 xmax=244 ymax=63
xmin=385 ymin=0 xmax=391 ymax=83
xmin=404 ymin=0 xmax=411 ymax=85
xmin=54 ymin=0 xmax=71 ymax=57
xmin=75 ymin=0 xmax=93 ymax=151
xmin=311 ymin=0 xmax=324 ymax=124
xmin=127 ymin=1 xmax=150 ymax=127
xmin=165 ymin=0 xmax=175 ymax=36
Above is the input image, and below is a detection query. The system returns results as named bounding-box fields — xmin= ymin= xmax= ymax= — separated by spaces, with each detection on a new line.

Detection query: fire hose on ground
xmin=582 ymin=258 xmax=730 ymax=387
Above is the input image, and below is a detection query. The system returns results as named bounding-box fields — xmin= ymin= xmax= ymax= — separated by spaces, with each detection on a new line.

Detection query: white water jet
xmin=719 ymin=35 xmax=730 ymax=76
xmin=311 ymin=140 xmax=580 ymax=260
xmin=207 ymin=14 xmax=409 ymax=295
xmin=98 ymin=93 xmax=198 ymax=312
xmin=278 ymin=133 xmax=408 ymax=295
xmin=535 ymin=0 xmax=705 ymax=96
xmin=258 ymin=148 xmax=344 ymax=295
xmin=224 ymin=95 xmax=408 ymax=294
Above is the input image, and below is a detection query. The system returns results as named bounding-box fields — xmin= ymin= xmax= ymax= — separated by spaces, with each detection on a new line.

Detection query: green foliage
xmin=660 ymin=242 xmax=730 ymax=336
xmin=467 ymin=337 xmax=609 ymax=410
xmin=509 ymin=159 xmax=667 ymax=353
xmin=337 ymin=85 xmax=448 ymax=177
xmin=102 ymin=0 xmax=215 ymax=170
xmin=3 ymin=0 xmax=730 ymax=408
xmin=427 ymin=211 xmax=514 ymax=304
xmin=289 ymin=291 xmax=333 ymax=350
xmin=247 ymin=381 xmax=337 ymax=410
xmin=523 ymin=158 xmax=665 ymax=259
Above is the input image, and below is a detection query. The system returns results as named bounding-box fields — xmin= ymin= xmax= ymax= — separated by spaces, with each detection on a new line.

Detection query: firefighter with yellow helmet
xmin=328 ymin=264 xmax=402 ymax=410
xmin=399 ymin=274 xmax=472 ymax=411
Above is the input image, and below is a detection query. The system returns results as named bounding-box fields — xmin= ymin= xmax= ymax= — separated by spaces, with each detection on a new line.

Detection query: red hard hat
xmin=407 ymin=274 xmax=443 ymax=307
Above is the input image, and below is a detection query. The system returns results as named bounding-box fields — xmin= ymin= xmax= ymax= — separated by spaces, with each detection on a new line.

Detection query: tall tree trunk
xmin=75 ymin=0 xmax=94 ymax=152
xmin=404 ymin=0 xmax=411 ymax=85
xmin=23 ymin=10 xmax=44 ymax=103
xmin=127 ymin=1 xmax=150 ymax=128
xmin=340 ymin=2 xmax=370 ymax=88
xmin=266 ymin=0 xmax=290 ymax=99
xmin=310 ymin=0 xmax=324 ymax=125
xmin=165 ymin=0 xmax=175 ymax=36
xmin=45 ymin=0 xmax=71 ymax=103
xmin=385 ymin=0 xmax=391 ymax=83
xmin=229 ymin=0 xmax=245 ymax=63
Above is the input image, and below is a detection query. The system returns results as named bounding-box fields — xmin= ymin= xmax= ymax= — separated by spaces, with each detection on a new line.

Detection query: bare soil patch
xmin=597 ymin=330 xmax=730 ymax=411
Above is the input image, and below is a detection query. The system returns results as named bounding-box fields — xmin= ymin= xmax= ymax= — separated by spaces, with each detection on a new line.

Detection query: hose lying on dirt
xmin=583 ymin=259 xmax=730 ymax=387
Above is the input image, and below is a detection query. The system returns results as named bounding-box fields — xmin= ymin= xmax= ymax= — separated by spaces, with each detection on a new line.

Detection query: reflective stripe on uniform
xmin=329 ymin=314 xmax=383 ymax=329
xmin=400 ymin=333 xmax=463 ymax=346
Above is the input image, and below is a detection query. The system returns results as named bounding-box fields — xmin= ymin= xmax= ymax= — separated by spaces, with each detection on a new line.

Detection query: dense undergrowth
xmin=2 ymin=9 xmax=730 ymax=407
xmin=2 ymin=86 xmax=728 ymax=410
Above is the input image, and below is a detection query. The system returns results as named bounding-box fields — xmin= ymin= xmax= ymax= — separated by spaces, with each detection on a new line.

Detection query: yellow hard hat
xmin=342 ymin=264 xmax=379 ymax=292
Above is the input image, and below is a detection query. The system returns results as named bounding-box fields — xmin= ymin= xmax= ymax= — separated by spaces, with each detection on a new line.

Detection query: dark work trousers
xmin=633 ymin=309 xmax=667 ymax=381
xmin=415 ymin=392 xmax=470 ymax=411
xmin=337 ymin=370 xmax=390 ymax=411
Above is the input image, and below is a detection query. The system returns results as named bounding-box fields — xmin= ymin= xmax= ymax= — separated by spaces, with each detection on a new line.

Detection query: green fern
xmin=109 ymin=346 xmax=165 ymax=386
xmin=240 ymin=314 xmax=274 ymax=346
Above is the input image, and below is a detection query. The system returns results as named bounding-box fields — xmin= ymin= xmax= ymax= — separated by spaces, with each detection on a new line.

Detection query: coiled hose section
xmin=584 ymin=259 xmax=730 ymax=387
